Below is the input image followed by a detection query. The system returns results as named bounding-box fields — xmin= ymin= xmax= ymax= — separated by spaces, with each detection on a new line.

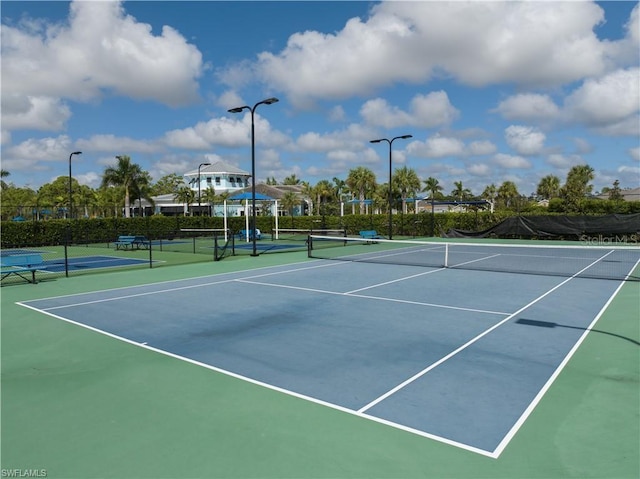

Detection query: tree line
xmin=0 ymin=159 xmax=634 ymax=222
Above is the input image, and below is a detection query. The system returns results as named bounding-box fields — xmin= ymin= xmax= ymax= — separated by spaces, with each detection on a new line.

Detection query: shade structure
xmin=228 ymin=192 xmax=273 ymax=201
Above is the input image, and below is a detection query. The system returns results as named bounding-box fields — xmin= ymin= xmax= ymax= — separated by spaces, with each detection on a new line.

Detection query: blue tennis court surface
xmin=18 ymin=257 xmax=634 ymax=457
xmin=1 ymin=249 xmax=50 ymax=257
xmin=41 ymin=255 xmax=152 ymax=273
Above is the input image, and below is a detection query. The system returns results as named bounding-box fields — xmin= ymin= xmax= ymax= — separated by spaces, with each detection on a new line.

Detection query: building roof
xmin=230 ymin=184 xmax=309 ymax=201
xmin=184 ymin=160 xmax=250 ymax=177
xmin=595 ymin=187 xmax=640 ymax=201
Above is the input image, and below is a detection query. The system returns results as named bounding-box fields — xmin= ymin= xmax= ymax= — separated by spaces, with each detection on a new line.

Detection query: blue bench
xmin=237 ymin=229 xmax=261 ymax=240
xmin=1 ymin=254 xmax=46 ymax=284
xmin=359 ymin=230 xmax=382 ymax=240
xmin=114 ymin=235 xmax=150 ymax=250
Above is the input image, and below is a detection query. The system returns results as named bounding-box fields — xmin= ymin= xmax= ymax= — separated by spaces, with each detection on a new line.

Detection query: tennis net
xmin=307 ymin=235 xmax=640 ymax=281
xmin=273 ymin=227 xmax=346 ymax=241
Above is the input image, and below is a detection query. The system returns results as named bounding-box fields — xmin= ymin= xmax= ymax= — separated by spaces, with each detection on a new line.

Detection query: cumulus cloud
xmin=76 ymin=134 xmax=162 ymax=153
xmin=1 ymin=135 xmax=75 ymax=173
xmin=505 ymin=125 xmax=546 ymax=156
xmin=629 ymin=147 xmax=640 ymax=162
xmin=466 ymin=140 xmax=497 ymax=156
xmin=1 ymin=95 xmax=71 ymax=131
xmin=564 ymin=68 xmax=640 ymax=135
xmin=493 ymin=153 xmax=532 ymax=169
xmin=361 ymin=92 xmax=459 ymax=129
xmin=493 ymin=94 xmax=560 ymax=122
xmin=1 ymin=0 xmax=203 ymax=132
xmin=252 ymin=1 xmax=615 ymax=107
xmin=467 ymin=163 xmax=491 ymax=176
xmin=407 ymin=135 xmax=465 ymax=158
xmin=164 ymin=114 xmax=288 ymax=150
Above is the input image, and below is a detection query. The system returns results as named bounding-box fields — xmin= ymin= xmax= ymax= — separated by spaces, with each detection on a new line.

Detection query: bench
xmin=359 ymin=230 xmax=382 ymax=240
xmin=237 ymin=229 xmax=261 ymax=240
xmin=1 ymin=254 xmax=46 ymax=284
xmin=114 ymin=235 xmax=150 ymax=250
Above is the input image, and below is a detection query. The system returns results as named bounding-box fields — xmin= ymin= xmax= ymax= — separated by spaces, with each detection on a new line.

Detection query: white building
xmin=184 ymin=160 xmax=251 ymax=196
xmin=144 ymin=159 xmax=309 ymax=217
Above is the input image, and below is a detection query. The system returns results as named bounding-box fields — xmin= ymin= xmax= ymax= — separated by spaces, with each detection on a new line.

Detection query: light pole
xmin=228 ymin=97 xmax=279 ymax=256
xmin=198 ymin=162 xmax=211 ymax=218
xmin=68 ymin=151 xmax=82 ymax=219
xmin=369 ymin=135 xmax=412 ymax=239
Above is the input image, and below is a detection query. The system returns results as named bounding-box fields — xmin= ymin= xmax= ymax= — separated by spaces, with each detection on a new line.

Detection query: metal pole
xmin=369 ymin=136 xmax=411 ymax=240
xmin=388 ymin=141 xmax=393 ymax=239
xmin=250 ymin=110 xmax=257 ymax=256
xmin=228 ymin=97 xmax=279 ymax=257
xmin=198 ymin=162 xmax=210 ymax=224
xmin=68 ymin=151 xmax=82 ymax=220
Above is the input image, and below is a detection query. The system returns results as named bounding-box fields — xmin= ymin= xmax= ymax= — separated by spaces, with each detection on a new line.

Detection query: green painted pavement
xmin=2 ymin=252 xmax=638 ymax=478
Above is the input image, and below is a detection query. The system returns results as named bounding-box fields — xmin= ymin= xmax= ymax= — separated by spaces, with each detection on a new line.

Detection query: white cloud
xmin=253 ymin=1 xmax=613 ymax=107
xmin=493 ymin=153 xmax=532 ymax=169
xmin=328 ymin=105 xmax=346 ymax=123
xmin=0 ymin=95 xmax=71 ymax=132
xmin=1 ymin=135 xmax=75 ymax=173
xmin=360 ymin=92 xmax=461 ymax=129
xmin=407 ymin=135 xmax=465 ymax=158
xmin=493 ymin=94 xmax=560 ymax=122
xmin=546 ymin=153 xmax=584 ymax=169
xmin=564 ymin=68 xmax=640 ymax=134
xmin=75 ymin=171 xmax=101 ymax=188
xmin=76 ymin=135 xmax=161 ymax=153
xmin=296 ymin=123 xmax=373 ymax=153
xmin=164 ymin=114 xmax=288 ymax=150
xmin=505 ymin=125 xmax=546 ymax=156
xmin=467 ymin=163 xmax=491 ymax=176
xmin=466 ymin=140 xmax=497 ymax=156
xmin=216 ymin=90 xmax=245 ymax=111
xmin=1 ymin=0 xmax=203 ymax=132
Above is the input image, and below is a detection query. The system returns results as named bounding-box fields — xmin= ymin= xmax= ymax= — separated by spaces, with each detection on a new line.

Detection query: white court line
xmin=492 ymin=254 xmax=640 ymax=457
xmin=18 ymin=249 xmax=630 ymax=458
xmin=356 ymin=250 xmax=617 ymax=422
xmin=29 ymin=260 xmax=343 ymax=310
xmin=344 ymin=266 xmax=445 ymax=294
xmin=16 ymin=299 xmax=495 ymax=458
xmin=235 ymin=278 xmax=512 ymax=316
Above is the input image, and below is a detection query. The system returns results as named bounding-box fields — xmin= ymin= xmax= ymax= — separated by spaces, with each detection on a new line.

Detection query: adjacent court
xmin=19 ymin=239 xmax=639 ymax=457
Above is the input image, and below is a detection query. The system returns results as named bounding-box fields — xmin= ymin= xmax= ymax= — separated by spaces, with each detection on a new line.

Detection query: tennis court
xmin=2 ymin=238 xmax=639 ymax=478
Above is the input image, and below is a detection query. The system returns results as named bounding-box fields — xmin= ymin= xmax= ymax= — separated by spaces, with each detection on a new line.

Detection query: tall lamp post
xmin=228 ymin=97 xmax=279 ymax=256
xmin=369 ymin=135 xmax=412 ymax=239
xmin=198 ymin=162 xmax=211 ymax=219
xmin=68 ymin=151 xmax=82 ymax=219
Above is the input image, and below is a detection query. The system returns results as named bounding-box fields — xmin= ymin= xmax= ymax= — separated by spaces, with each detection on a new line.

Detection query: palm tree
xmin=393 ymin=166 xmax=421 ymax=213
xmin=201 ymin=186 xmax=216 ymax=216
xmin=283 ymin=174 xmax=302 ymax=185
xmin=174 ymin=186 xmax=195 ymax=216
xmin=101 ymin=155 xmax=145 ymax=218
xmin=1 ymin=169 xmax=9 ymax=189
xmin=451 ymin=181 xmax=472 ymax=202
xmin=130 ymin=171 xmax=154 ymax=217
xmin=346 ymin=166 xmax=377 ymax=214
xmin=280 ymin=191 xmax=299 ymax=227
xmin=560 ymin=164 xmax=595 ymax=212
xmin=481 ymin=183 xmax=498 ymax=212
xmin=314 ymin=179 xmax=334 ymax=218
xmin=536 ymin=175 xmax=561 ymax=200
xmin=497 ymin=181 xmax=520 ymax=209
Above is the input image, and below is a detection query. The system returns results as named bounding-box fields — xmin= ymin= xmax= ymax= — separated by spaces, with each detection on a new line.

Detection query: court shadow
xmin=516 ymin=318 xmax=640 ymax=346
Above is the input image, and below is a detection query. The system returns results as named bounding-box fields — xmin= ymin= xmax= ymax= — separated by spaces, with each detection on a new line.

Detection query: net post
xmin=444 ymin=242 xmax=449 ymax=268
xmin=307 ymin=235 xmax=313 ymax=257
xmin=214 ymin=233 xmax=219 ymax=261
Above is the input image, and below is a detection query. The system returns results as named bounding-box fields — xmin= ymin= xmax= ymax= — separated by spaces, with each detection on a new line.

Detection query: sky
xmin=1 ymin=0 xmax=639 ymax=198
